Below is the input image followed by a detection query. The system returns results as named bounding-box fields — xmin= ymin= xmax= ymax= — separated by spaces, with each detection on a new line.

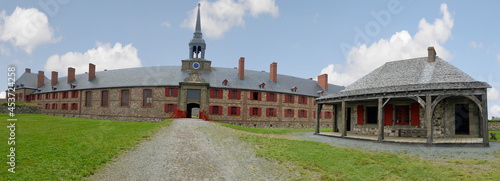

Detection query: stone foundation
xmin=46 ymin=113 xmax=166 ymax=123
xmin=217 ymin=121 xmax=333 ymax=129
xmin=0 ymin=106 xmax=42 ymax=114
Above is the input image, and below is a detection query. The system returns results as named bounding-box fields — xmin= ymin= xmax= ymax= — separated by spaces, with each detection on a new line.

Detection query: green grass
xmin=0 ymin=114 xmax=172 ymax=180
xmin=490 ymin=130 xmax=500 ymax=142
xmin=240 ymin=135 xmax=500 ymax=180
xmin=218 ymin=122 xmax=331 ymax=134
xmin=489 ymin=120 xmax=500 ymax=122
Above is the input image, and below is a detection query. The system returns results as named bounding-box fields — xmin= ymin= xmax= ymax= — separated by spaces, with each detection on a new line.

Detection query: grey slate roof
xmin=16 ymin=72 xmax=48 ymax=89
xmin=16 ymin=66 xmax=344 ymax=97
xmin=320 ymin=57 xmax=490 ymax=99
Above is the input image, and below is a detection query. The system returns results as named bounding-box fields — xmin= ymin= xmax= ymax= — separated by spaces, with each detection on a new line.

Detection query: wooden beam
xmin=333 ymin=105 xmax=338 ymax=132
xmin=382 ymin=98 xmax=391 ymax=107
xmin=341 ymin=101 xmax=346 ymax=137
xmin=378 ymin=98 xmax=384 ymax=142
xmin=481 ymin=93 xmax=489 ymax=146
xmin=426 ymin=95 xmax=433 ymax=144
xmin=315 ymin=104 xmax=323 ymax=134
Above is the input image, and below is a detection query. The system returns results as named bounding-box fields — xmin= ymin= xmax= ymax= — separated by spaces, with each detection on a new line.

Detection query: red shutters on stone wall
xmin=209 ymin=105 xmax=223 ymax=115
xmin=357 ymin=105 xmax=364 ymax=125
xmin=228 ymin=106 xmax=240 ymax=116
xmin=410 ymin=103 xmax=420 ymax=126
xmin=384 ymin=104 xmax=393 ymax=126
xmin=210 ymin=89 xmax=223 ymax=99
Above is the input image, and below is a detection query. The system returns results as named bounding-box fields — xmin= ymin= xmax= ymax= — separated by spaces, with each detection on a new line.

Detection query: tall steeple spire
xmin=189 ymin=3 xmax=206 ymax=59
xmin=194 ymin=3 xmax=202 ymax=37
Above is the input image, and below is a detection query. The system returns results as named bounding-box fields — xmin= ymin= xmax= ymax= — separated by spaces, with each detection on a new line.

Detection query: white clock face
xmin=193 ymin=62 xmax=200 ymax=69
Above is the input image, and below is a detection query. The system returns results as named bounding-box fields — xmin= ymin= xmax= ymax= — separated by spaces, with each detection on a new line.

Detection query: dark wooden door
xmin=455 ymin=104 xmax=469 ymax=135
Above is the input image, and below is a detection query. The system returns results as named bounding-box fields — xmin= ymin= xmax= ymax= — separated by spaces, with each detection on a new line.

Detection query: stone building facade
xmin=13 ymin=5 xmax=342 ymax=128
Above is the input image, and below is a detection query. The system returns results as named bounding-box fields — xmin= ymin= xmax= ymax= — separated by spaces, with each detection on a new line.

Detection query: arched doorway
xmin=187 ymin=103 xmax=200 ymax=118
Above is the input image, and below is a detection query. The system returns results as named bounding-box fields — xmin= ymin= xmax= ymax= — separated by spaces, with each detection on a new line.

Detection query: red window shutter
xmin=165 ymin=104 xmax=168 ymax=112
xmin=219 ymin=90 xmax=223 ymax=99
xmin=249 ymin=108 xmax=253 ymax=116
xmin=384 ymin=104 xmax=393 ymax=126
xmin=165 ymin=88 xmax=168 ymax=96
xmin=210 ymin=89 xmax=214 ymax=98
xmin=266 ymin=93 xmax=269 ymax=101
xmin=209 ymin=106 xmax=213 ymax=114
xmin=411 ymin=103 xmax=420 ymax=126
xmin=357 ymin=105 xmax=364 ymax=125
xmin=237 ymin=91 xmax=241 ymax=99
xmin=218 ymin=106 xmax=222 ymax=115
xmin=174 ymin=88 xmax=178 ymax=97
xmin=76 ymin=91 xmax=79 ymax=98
xmin=258 ymin=108 xmax=261 ymax=116
xmin=228 ymin=107 xmax=231 ymax=115
xmin=291 ymin=96 xmax=295 ymax=103
xmin=228 ymin=91 xmax=232 ymax=99
xmin=304 ymin=110 xmax=307 ymax=118
xmin=266 ymin=108 xmax=269 ymax=117
xmin=258 ymin=92 xmax=262 ymax=101
xmin=237 ymin=107 xmax=241 ymax=116
xmin=313 ymin=111 xmax=316 ymax=118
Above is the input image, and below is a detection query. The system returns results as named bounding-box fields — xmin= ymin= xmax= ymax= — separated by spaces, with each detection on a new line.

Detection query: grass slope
xmin=241 ymin=135 xmax=500 ymax=180
xmin=218 ymin=122 xmax=331 ymax=134
xmin=0 ymin=114 xmax=171 ymax=180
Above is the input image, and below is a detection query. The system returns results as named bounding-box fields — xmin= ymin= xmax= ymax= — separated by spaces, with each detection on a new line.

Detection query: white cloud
xmin=491 ymin=105 xmax=500 ymax=119
xmin=161 ymin=21 xmax=171 ymax=28
xmin=181 ymin=0 xmax=279 ymax=39
xmin=322 ymin=3 xmax=454 ymax=86
xmin=0 ymin=7 xmax=61 ymax=54
xmin=469 ymin=41 xmax=483 ymax=49
xmin=0 ymin=43 xmax=10 ymax=56
xmin=0 ymin=91 xmax=5 ymax=99
xmin=44 ymin=42 xmax=142 ymax=76
xmin=488 ymin=87 xmax=499 ymax=101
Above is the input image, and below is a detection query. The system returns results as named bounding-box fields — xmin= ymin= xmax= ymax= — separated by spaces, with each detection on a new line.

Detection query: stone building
xmin=13 ymin=4 xmax=343 ymax=128
xmin=315 ymin=47 xmax=491 ymax=146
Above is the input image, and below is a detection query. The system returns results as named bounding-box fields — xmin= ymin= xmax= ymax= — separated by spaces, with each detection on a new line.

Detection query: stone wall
xmin=0 ymin=106 xmax=42 ymax=114
xmin=489 ymin=122 xmax=500 ymax=131
xmin=218 ymin=120 xmax=333 ymax=129
xmin=46 ymin=113 xmax=165 ymax=122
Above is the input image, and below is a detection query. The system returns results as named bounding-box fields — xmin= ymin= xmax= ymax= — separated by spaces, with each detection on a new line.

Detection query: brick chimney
xmin=318 ymin=74 xmax=328 ymax=91
xmin=68 ymin=67 xmax=75 ymax=83
xmin=89 ymin=63 xmax=96 ymax=81
xmin=51 ymin=71 xmax=58 ymax=85
xmin=37 ymin=71 xmax=44 ymax=88
xmin=270 ymin=62 xmax=277 ymax=83
xmin=25 ymin=68 xmax=31 ymax=73
xmin=427 ymin=47 xmax=436 ymax=63
xmin=238 ymin=57 xmax=244 ymax=80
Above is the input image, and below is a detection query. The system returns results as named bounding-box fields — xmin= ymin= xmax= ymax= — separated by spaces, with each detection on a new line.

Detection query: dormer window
xmin=20 ymin=84 xmax=24 ymax=87
xmin=51 ymin=86 xmax=57 ymax=91
xmin=291 ymin=87 xmax=297 ymax=92
xmin=70 ymin=84 xmax=77 ymax=89
xmin=259 ymin=83 xmax=265 ymax=89
xmin=16 ymin=85 xmax=19 ymax=88
xmin=317 ymin=90 xmax=324 ymax=96
xmin=222 ymin=79 xmax=228 ymax=87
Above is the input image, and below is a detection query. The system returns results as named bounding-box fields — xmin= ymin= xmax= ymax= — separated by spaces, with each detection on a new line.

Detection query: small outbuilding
xmin=315 ymin=47 xmax=491 ymax=146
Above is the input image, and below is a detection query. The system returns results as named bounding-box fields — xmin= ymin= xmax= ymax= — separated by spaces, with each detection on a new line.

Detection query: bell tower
xmin=182 ymin=3 xmax=211 ymax=71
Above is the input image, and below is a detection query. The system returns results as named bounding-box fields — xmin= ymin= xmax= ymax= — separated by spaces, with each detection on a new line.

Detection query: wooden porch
xmin=317 ymin=132 xmax=484 ymax=144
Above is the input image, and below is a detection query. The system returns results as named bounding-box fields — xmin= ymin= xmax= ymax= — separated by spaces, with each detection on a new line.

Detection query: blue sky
xmin=1 ymin=0 xmax=499 ymax=118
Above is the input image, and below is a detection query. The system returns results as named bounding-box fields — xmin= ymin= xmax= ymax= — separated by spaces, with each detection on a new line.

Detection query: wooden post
xmin=378 ymin=98 xmax=384 ymax=142
xmin=426 ymin=95 xmax=433 ymax=144
xmin=482 ymin=92 xmax=489 ymax=146
xmin=341 ymin=101 xmax=346 ymax=137
xmin=333 ymin=105 xmax=338 ymax=132
xmin=315 ymin=104 xmax=323 ymax=134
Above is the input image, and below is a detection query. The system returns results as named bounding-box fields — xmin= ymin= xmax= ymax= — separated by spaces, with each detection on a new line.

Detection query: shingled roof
xmin=321 ymin=57 xmax=490 ymax=99
xmin=17 ymin=66 xmax=344 ymax=97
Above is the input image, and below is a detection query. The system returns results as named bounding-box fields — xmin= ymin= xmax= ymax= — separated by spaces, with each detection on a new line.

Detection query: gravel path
xmin=89 ymin=119 xmax=295 ymax=181
xmin=290 ymin=132 xmax=500 ymax=160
